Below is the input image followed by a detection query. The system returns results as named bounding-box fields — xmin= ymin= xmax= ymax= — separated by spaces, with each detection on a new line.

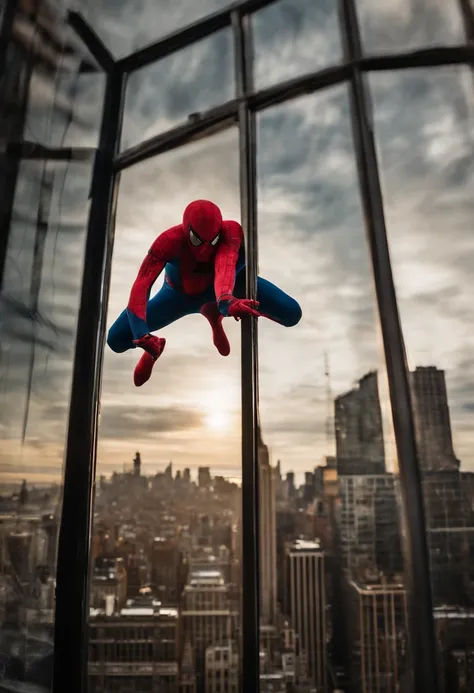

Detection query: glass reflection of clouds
xmin=84 ymin=0 xmax=229 ymax=59
xmin=257 ymin=86 xmax=394 ymax=477
xmin=252 ymin=0 xmax=342 ymax=91
xmin=356 ymin=0 xmax=465 ymax=54
xmin=0 ymin=161 xmax=92 ymax=485
xmin=121 ymin=30 xmax=234 ymax=150
xmin=371 ymin=65 xmax=474 ymax=470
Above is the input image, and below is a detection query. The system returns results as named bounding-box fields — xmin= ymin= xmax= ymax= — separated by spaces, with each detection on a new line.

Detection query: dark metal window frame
xmin=2 ymin=0 xmax=473 ymax=691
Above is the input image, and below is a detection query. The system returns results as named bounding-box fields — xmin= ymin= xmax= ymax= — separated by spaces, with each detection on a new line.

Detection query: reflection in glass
xmin=252 ymin=0 xmax=342 ymax=92
xmin=90 ymin=130 xmax=242 ymax=693
xmin=371 ymin=65 xmax=474 ymax=691
xmin=356 ymin=0 xmax=465 ymax=54
xmin=84 ymin=0 xmax=228 ymax=60
xmin=0 ymin=156 xmax=93 ymax=689
xmin=7 ymin=3 xmax=105 ymax=150
xmin=0 ymin=6 xmax=99 ymax=690
xmin=121 ymin=30 xmax=234 ymax=151
xmin=256 ymin=85 xmax=407 ymax=692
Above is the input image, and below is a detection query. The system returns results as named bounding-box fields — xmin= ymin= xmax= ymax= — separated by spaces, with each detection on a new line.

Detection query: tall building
xmin=338 ymin=475 xmax=403 ymax=581
xmin=181 ymin=569 xmax=236 ymax=692
xmin=434 ymin=606 xmax=474 ymax=693
xmin=409 ymin=366 xmax=459 ymax=471
xmin=205 ymin=643 xmax=239 ymax=693
xmin=284 ymin=539 xmax=327 ymax=692
xmin=258 ymin=430 xmax=277 ymax=625
xmin=150 ymin=537 xmax=182 ymax=605
xmin=423 ymin=471 xmax=474 ymax=606
xmin=335 ymin=371 xmax=385 ymax=475
xmin=133 ymin=451 xmax=141 ymax=476
xmin=88 ymin=598 xmax=179 ymax=693
xmin=198 ymin=467 xmax=211 ymax=488
xmin=348 ymin=580 xmax=408 ymax=693
xmin=41 ymin=513 xmax=58 ymax=577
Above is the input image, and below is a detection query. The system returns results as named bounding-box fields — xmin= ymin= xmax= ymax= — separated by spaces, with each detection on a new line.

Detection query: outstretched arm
xmin=215 ymin=220 xmax=261 ymax=319
xmin=127 ymin=226 xmax=183 ymax=348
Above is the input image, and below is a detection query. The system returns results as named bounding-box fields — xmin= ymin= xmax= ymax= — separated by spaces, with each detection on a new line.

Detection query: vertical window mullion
xmin=232 ymin=8 xmax=260 ymax=693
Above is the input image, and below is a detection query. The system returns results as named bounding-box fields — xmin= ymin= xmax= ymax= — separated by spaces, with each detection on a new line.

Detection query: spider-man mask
xmin=183 ymin=199 xmax=222 ymax=262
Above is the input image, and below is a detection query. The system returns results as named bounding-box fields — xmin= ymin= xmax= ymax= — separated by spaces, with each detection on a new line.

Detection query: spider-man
xmin=107 ymin=200 xmax=302 ymax=386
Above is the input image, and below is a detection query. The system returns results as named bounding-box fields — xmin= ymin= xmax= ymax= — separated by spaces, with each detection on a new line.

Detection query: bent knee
xmin=107 ymin=327 xmax=132 ymax=354
xmin=282 ymin=300 xmax=302 ymax=327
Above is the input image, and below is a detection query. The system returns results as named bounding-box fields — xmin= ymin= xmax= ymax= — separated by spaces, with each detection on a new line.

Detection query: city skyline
xmin=1 ymin=0 xmax=474 ymax=487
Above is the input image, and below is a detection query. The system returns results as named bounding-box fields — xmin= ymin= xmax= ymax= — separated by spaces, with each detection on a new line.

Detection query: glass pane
xmin=0 ymin=158 xmax=93 ymax=687
xmin=12 ymin=5 xmax=106 ymax=149
xmin=121 ymin=29 xmax=234 ymax=150
xmin=356 ymin=0 xmax=465 ymax=54
xmin=91 ymin=130 xmax=242 ymax=693
xmin=252 ymin=0 xmax=342 ymax=92
xmin=0 ymin=5 xmax=100 ymax=691
xmin=84 ymin=0 xmax=228 ymax=60
xmin=370 ymin=64 xmax=474 ymax=690
xmin=256 ymin=85 xmax=407 ymax=692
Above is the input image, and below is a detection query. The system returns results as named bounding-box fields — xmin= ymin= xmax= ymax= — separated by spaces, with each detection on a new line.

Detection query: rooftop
xmin=287 ymin=538 xmax=322 ymax=553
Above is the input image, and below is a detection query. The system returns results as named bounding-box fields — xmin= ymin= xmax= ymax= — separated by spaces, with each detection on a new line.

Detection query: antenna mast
xmin=324 ymin=352 xmax=334 ymax=447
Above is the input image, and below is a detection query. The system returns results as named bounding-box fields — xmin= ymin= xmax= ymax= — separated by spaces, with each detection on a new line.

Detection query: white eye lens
xmin=210 ymin=233 xmax=220 ymax=247
xmin=189 ymin=229 xmax=202 ymax=247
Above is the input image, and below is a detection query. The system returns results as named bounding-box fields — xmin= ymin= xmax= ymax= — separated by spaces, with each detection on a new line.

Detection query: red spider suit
xmin=107 ymin=200 xmax=302 ymax=386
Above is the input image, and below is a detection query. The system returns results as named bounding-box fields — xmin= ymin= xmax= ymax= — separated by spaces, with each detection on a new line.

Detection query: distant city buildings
xmin=409 ymin=366 xmax=459 ymax=472
xmin=334 ymin=371 xmax=385 ymax=476
xmin=338 ymin=475 xmax=403 ymax=582
xmin=259 ymin=430 xmax=277 ymax=625
xmin=284 ymin=538 xmax=327 ymax=692
xmin=1 ymin=359 xmax=472 ymax=692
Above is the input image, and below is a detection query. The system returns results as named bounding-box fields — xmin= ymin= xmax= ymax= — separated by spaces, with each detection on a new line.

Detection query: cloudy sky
xmin=1 ymin=0 xmax=473 ymax=488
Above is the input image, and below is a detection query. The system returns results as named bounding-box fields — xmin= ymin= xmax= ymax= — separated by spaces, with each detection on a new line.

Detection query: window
xmin=2 ymin=1 xmax=474 ymax=693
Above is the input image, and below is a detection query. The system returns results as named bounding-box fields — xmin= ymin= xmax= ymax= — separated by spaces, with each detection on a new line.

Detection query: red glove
xmin=133 ymin=333 xmax=166 ymax=360
xmin=218 ymin=294 xmax=262 ymax=321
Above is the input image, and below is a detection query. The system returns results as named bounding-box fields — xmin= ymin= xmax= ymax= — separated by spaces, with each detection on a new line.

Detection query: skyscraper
xmin=182 ymin=569 xmax=235 ymax=691
xmin=409 ymin=366 xmax=459 ymax=471
xmin=348 ymin=580 xmax=408 ymax=693
xmin=198 ymin=467 xmax=211 ymax=488
xmin=258 ymin=431 xmax=277 ymax=625
xmin=338 ymin=475 xmax=403 ymax=581
xmin=284 ymin=539 xmax=327 ymax=691
xmin=335 ymin=371 xmax=385 ymax=475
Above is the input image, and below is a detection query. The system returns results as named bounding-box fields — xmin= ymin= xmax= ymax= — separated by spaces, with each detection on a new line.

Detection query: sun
xmin=204 ymin=410 xmax=230 ymax=433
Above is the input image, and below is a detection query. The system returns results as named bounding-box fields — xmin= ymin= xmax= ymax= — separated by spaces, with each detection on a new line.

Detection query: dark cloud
xmin=99 ymin=404 xmax=203 ymax=439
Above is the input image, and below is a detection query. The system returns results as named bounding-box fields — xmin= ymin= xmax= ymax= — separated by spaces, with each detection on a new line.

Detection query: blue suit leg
xmin=234 ymin=272 xmax=302 ymax=327
xmin=107 ymin=281 xmax=199 ymax=353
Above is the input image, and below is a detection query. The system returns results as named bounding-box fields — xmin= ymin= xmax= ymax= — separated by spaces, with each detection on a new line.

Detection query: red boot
xmin=200 ymin=302 xmax=230 ymax=356
xmin=134 ymin=352 xmax=156 ymax=386
xmin=132 ymin=335 xmax=166 ymax=386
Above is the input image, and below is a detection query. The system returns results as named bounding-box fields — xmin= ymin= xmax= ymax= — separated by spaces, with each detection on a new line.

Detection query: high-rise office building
xmin=423 ymin=471 xmax=474 ymax=606
xmin=205 ymin=643 xmax=239 ymax=693
xmin=338 ymin=475 xmax=403 ymax=581
xmin=335 ymin=371 xmax=385 ymax=475
xmin=198 ymin=467 xmax=211 ymax=488
xmin=348 ymin=580 xmax=408 ymax=693
xmin=284 ymin=539 xmax=327 ymax=692
xmin=182 ymin=569 xmax=236 ymax=692
xmin=88 ymin=599 xmax=179 ymax=693
xmin=409 ymin=366 xmax=459 ymax=472
xmin=434 ymin=606 xmax=474 ymax=693
xmin=258 ymin=430 xmax=277 ymax=625
xmin=150 ymin=537 xmax=182 ymax=605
